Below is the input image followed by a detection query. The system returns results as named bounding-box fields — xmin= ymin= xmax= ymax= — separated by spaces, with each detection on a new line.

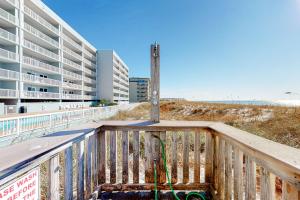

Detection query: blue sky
xmin=44 ymin=0 xmax=300 ymax=100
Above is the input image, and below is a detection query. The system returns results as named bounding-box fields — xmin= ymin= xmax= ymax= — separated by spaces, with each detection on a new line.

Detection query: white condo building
xmin=97 ymin=50 xmax=129 ymax=103
xmin=0 ymin=0 xmax=130 ymax=113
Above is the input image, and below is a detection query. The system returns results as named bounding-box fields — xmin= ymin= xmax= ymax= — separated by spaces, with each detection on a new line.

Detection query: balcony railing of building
xmin=23 ymin=39 xmax=59 ymax=61
xmin=63 ymin=57 xmax=82 ymax=71
xmin=63 ymin=46 xmax=82 ymax=60
xmin=84 ymin=85 xmax=96 ymax=92
xmin=23 ymin=56 xmax=60 ymax=74
xmin=23 ymin=6 xmax=59 ymax=35
xmin=62 ymin=93 xmax=82 ymax=100
xmin=21 ymin=90 xmax=60 ymax=99
xmin=6 ymin=0 xmax=17 ymax=7
xmin=0 ymin=7 xmax=16 ymax=24
xmin=84 ymin=58 xmax=96 ymax=68
xmin=0 ymin=27 xmax=16 ymax=43
xmin=63 ymin=82 xmax=82 ymax=90
xmin=62 ymin=69 xmax=82 ymax=80
xmin=84 ymin=49 xmax=96 ymax=61
xmin=22 ymin=73 xmax=61 ymax=86
xmin=0 ymin=89 xmax=17 ymax=98
xmin=0 ymin=47 xmax=17 ymax=61
xmin=84 ymin=77 xmax=96 ymax=85
xmin=0 ymin=68 xmax=19 ymax=80
xmin=84 ymin=94 xmax=96 ymax=100
xmin=84 ymin=67 xmax=96 ymax=77
xmin=23 ymin=23 xmax=59 ymax=48
xmin=62 ymin=34 xmax=82 ymax=50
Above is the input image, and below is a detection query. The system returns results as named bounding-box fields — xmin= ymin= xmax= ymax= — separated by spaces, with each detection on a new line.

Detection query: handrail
xmin=0 ymin=47 xmax=17 ymax=61
xmin=23 ymin=23 xmax=59 ymax=47
xmin=23 ymin=6 xmax=59 ymax=35
xmin=22 ymin=73 xmax=61 ymax=86
xmin=0 ymin=68 xmax=19 ymax=80
xmin=0 ymin=120 xmax=299 ymax=199
xmin=0 ymin=7 xmax=15 ymax=24
xmin=0 ymin=27 xmax=16 ymax=43
xmin=23 ymin=39 xmax=59 ymax=60
xmin=23 ymin=56 xmax=60 ymax=73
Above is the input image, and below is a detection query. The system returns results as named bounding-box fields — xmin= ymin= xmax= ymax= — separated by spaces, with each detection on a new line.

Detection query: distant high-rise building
xmin=97 ymin=50 xmax=129 ymax=103
xmin=129 ymin=77 xmax=150 ymax=102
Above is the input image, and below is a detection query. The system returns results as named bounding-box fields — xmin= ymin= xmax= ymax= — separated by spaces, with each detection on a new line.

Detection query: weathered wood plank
xmin=145 ymin=131 xmax=153 ymax=183
xmin=171 ymin=132 xmax=178 ymax=184
xmin=183 ymin=132 xmax=190 ymax=184
xmin=98 ymin=129 xmax=106 ymax=184
xmin=218 ymin=139 xmax=225 ymax=200
xmin=194 ymin=132 xmax=201 ymax=183
xmin=150 ymin=43 xmax=160 ymax=122
xmin=213 ymin=136 xmax=219 ymax=191
xmin=64 ymin=146 xmax=73 ymax=200
xmin=159 ymin=131 xmax=166 ymax=184
xmin=122 ymin=131 xmax=129 ymax=184
xmin=152 ymin=132 xmax=160 ymax=183
xmin=110 ymin=131 xmax=117 ymax=184
xmin=100 ymin=183 xmax=209 ymax=192
xmin=245 ymin=155 xmax=256 ymax=200
xmin=260 ymin=167 xmax=275 ymax=200
xmin=282 ymin=181 xmax=299 ymax=200
xmin=224 ymin=142 xmax=232 ymax=200
xmin=77 ymin=140 xmax=85 ymax=200
xmin=92 ymin=133 xmax=98 ymax=190
xmin=48 ymin=154 xmax=60 ymax=200
xmin=233 ymin=147 xmax=243 ymax=200
xmin=133 ymin=131 xmax=140 ymax=184
xmin=86 ymin=136 xmax=93 ymax=198
xmin=205 ymin=131 xmax=213 ymax=184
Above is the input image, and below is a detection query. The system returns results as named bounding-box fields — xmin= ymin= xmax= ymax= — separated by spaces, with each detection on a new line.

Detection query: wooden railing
xmin=0 ymin=120 xmax=299 ymax=200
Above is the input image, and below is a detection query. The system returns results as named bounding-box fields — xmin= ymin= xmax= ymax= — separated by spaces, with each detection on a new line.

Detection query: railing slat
xmin=194 ymin=131 xmax=201 ymax=183
xmin=183 ymin=132 xmax=190 ymax=184
xmin=159 ymin=131 xmax=166 ymax=183
xmin=48 ymin=154 xmax=60 ymax=200
xmin=110 ymin=131 xmax=117 ymax=184
xmin=133 ymin=131 xmax=140 ymax=184
xmin=245 ymin=155 xmax=256 ymax=200
xmin=92 ymin=133 xmax=98 ymax=190
xmin=145 ymin=132 xmax=153 ymax=183
xmin=152 ymin=132 xmax=160 ymax=182
xmin=225 ymin=142 xmax=233 ymax=200
xmin=77 ymin=140 xmax=85 ymax=200
xmin=171 ymin=132 xmax=178 ymax=184
xmin=282 ymin=181 xmax=299 ymax=200
xmin=260 ymin=167 xmax=275 ymax=200
xmin=86 ymin=136 xmax=93 ymax=198
xmin=218 ymin=139 xmax=225 ymax=199
xmin=64 ymin=146 xmax=73 ymax=200
xmin=213 ymin=135 xmax=219 ymax=190
xmin=233 ymin=147 xmax=243 ymax=200
xmin=98 ymin=130 xmax=106 ymax=184
xmin=205 ymin=131 xmax=213 ymax=184
xmin=122 ymin=131 xmax=129 ymax=184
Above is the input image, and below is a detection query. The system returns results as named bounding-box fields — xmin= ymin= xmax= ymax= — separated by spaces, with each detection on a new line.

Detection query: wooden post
xmin=64 ymin=146 xmax=73 ymax=200
xmin=48 ymin=155 xmax=60 ymax=200
xmin=150 ymin=42 xmax=160 ymax=122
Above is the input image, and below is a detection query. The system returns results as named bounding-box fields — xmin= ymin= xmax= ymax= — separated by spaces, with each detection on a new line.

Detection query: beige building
xmin=129 ymin=77 xmax=150 ymax=102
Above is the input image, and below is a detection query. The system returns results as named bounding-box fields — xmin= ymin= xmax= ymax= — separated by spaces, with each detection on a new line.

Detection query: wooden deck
xmin=0 ymin=120 xmax=300 ymax=199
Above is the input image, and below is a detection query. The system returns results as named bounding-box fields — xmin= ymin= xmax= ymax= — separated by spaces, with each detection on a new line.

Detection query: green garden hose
xmin=153 ymin=136 xmax=207 ymax=200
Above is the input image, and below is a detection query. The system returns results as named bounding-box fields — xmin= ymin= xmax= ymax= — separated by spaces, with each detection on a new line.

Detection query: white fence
xmin=0 ymin=104 xmax=138 ymax=145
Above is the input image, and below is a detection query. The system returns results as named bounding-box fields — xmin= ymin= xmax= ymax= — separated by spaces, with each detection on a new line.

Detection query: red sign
xmin=0 ymin=168 xmax=39 ymax=200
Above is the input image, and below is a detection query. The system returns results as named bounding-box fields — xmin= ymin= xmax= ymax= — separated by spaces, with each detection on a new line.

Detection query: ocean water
xmin=202 ymin=100 xmax=280 ymax=106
